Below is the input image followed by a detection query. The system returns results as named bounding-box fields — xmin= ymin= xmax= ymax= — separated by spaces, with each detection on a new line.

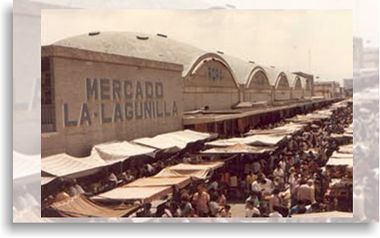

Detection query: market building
xmin=41 ymin=32 xmax=187 ymax=157
xmin=314 ymin=81 xmax=341 ymax=99
xmin=288 ymin=73 xmax=304 ymax=100
xmin=293 ymin=71 xmax=314 ymax=98
xmin=265 ymin=67 xmax=292 ymax=103
xmin=42 ymin=31 xmax=341 ymax=157
xmin=227 ymin=57 xmax=273 ymax=105
xmin=42 ymin=32 xmax=245 ymax=156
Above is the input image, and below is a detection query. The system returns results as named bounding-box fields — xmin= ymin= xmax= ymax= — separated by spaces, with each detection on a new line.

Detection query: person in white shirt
xmin=297 ymin=179 xmax=316 ymax=205
xmin=269 ymin=206 xmax=284 ymax=217
xmin=245 ymin=201 xmax=261 ymax=217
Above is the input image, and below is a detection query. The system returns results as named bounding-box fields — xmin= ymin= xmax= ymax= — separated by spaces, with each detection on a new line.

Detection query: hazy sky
xmin=42 ymin=10 xmax=353 ymax=83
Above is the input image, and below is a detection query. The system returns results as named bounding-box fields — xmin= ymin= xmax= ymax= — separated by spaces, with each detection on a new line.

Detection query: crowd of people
xmin=42 ymin=101 xmax=353 ymax=218
xmin=134 ymin=102 xmax=353 ymax=218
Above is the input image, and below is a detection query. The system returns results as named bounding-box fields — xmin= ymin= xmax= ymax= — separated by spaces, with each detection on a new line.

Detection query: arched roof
xmin=218 ymin=54 xmax=271 ymax=89
xmin=52 ymin=32 xmax=237 ymax=85
xmin=300 ymin=76 xmax=312 ymax=90
xmin=287 ymin=73 xmax=303 ymax=89
xmin=263 ymin=67 xmax=290 ymax=89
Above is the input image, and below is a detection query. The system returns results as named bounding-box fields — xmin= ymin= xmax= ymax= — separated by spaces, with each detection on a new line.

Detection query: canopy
xmin=291 ymin=211 xmax=353 ymax=218
xmin=326 ymin=150 xmax=353 ymax=166
xmin=201 ymin=144 xmax=275 ymax=155
xmin=326 ymin=158 xmax=353 ymax=166
xmin=92 ymin=186 xmax=172 ymax=203
xmin=330 ymin=151 xmax=353 ymax=160
xmin=245 ymin=123 xmax=304 ymax=136
xmin=50 ymin=195 xmax=139 ymax=217
xmin=133 ymin=129 xmax=214 ymax=152
xmin=41 ymin=176 xmax=56 ymax=186
xmin=93 ymin=141 xmax=156 ymax=163
xmin=286 ymin=115 xmax=315 ymax=124
xmin=206 ymin=134 xmax=286 ymax=147
xmin=338 ymin=144 xmax=353 ymax=154
xmin=331 ymin=133 xmax=353 ymax=139
xmin=286 ymin=112 xmax=330 ymax=124
xmin=125 ymin=176 xmax=191 ymax=189
xmin=344 ymin=124 xmax=353 ymax=135
xmin=155 ymin=161 xmax=224 ymax=180
xmin=41 ymin=153 xmax=107 ymax=178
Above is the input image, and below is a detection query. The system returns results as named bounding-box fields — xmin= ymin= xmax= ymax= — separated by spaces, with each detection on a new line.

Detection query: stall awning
xmin=155 ymin=161 xmax=224 ymax=180
xmin=331 ymin=133 xmax=353 ymax=140
xmin=41 ymin=176 xmax=56 ymax=186
xmin=326 ymin=158 xmax=353 ymax=166
xmin=245 ymin=123 xmax=304 ymax=136
xmin=206 ymin=134 xmax=286 ymax=147
xmin=92 ymin=141 xmax=156 ymax=163
xmin=50 ymin=195 xmax=139 ymax=217
xmin=125 ymin=176 xmax=191 ymax=189
xmin=133 ymin=129 xmax=215 ymax=152
xmin=330 ymin=151 xmax=353 ymax=159
xmin=41 ymin=153 xmax=107 ymax=178
xmin=201 ymin=144 xmax=275 ymax=155
xmin=92 ymin=186 xmax=172 ymax=203
xmin=338 ymin=144 xmax=353 ymax=154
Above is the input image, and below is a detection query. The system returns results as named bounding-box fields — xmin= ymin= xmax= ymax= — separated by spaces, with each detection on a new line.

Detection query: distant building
xmin=343 ymin=78 xmax=353 ymax=90
xmin=343 ymin=78 xmax=353 ymax=96
xmin=313 ymin=81 xmax=341 ymax=99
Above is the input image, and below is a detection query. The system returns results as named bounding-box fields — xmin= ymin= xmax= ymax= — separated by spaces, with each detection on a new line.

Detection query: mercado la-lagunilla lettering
xmin=63 ymin=78 xmax=178 ymax=127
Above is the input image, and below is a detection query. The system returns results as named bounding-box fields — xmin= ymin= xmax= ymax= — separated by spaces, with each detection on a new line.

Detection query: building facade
xmin=41 ymin=45 xmax=183 ymax=157
xmin=313 ymin=81 xmax=341 ymax=99
xmin=41 ymin=31 xmax=343 ymax=157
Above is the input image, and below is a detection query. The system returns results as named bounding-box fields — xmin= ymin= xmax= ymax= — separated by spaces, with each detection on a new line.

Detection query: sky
xmin=41 ymin=9 xmax=353 ymax=83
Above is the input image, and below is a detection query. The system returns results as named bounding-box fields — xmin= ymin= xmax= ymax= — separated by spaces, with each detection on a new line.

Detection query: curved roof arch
xmin=245 ymin=66 xmax=271 ymax=89
xmin=300 ymin=76 xmax=312 ymax=90
xmin=263 ymin=67 xmax=290 ymax=89
xmin=52 ymin=31 xmax=241 ymax=88
xmin=288 ymin=73 xmax=303 ymax=89
xmin=186 ymin=53 xmax=241 ymax=88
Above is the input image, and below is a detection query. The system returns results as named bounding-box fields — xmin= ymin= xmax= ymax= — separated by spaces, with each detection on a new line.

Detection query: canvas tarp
xmin=245 ymin=123 xmax=304 ymax=136
xmin=287 ymin=112 xmax=330 ymax=124
xmin=327 ymin=151 xmax=353 ymax=166
xmin=50 ymin=195 xmax=139 ymax=217
xmin=92 ymin=186 xmax=172 ymax=203
xmin=133 ymin=129 xmax=214 ymax=152
xmin=125 ymin=176 xmax=191 ymax=189
xmin=331 ymin=133 xmax=353 ymax=140
xmin=41 ymin=153 xmax=107 ymax=178
xmin=330 ymin=151 xmax=353 ymax=160
xmin=326 ymin=158 xmax=353 ymax=166
xmin=92 ymin=141 xmax=156 ymax=163
xmin=155 ymin=161 xmax=224 ymax=180
xmin=286 ymin=115 xmax=316 ymax=124
xmin=206 ymin=134 xmax=286 ymax=147
xmin=41 ymin=176 xmax=56 ymax=186
xmin=201 ymin=144 xmax=275 ymax=155
xmin=338 ymin=144 xmax=353 ymax=154
xmin=344 ymin=124 xmax=353 ymax=135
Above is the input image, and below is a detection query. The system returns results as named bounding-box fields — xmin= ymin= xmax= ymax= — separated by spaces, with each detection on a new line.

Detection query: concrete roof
xmin=220 ymin=54 xmax=258 ymax=85
xmin=300 ymin=76 xmax=310 ymax=90
xmin=287 ymin=73 xmax=302 ymax=89
xmin=220 ymin=54 xmax=271 ymax=87
xmin=53 ymin=31 xmax=212 ymax=77
xmin=51 ymin=31 xmax=283 ymax=89
xmin=262 ymin=66 xmax=290 ymax=88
